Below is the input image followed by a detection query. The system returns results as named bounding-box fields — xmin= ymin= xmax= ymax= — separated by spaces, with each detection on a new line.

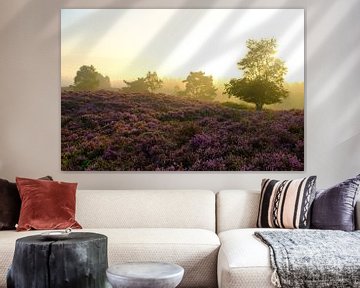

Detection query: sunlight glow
xmin=61 ymin=9 xmax=304 ymax=86
xmin=226 ymin=9 xmax=279 ymax=41
xmin=158 ymin=9 xmax=232 ymax=77
xmin=88 ymin=10 xmax=177 ymax=73
xmin=278 ymin=14 xmax=304 ymax=81
xmin=200 ymin=47 xmax=245 ymax=79
xmin=284 ymin=44 xmax=304 ymax=81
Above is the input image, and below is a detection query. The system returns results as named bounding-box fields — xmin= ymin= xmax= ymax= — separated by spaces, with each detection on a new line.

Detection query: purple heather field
xmin=61 ymin=90 xmax=304 ymax=171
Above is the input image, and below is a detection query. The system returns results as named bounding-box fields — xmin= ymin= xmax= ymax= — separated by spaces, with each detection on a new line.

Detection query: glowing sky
xmin=61 ymin=9 xmax=304 ymax=87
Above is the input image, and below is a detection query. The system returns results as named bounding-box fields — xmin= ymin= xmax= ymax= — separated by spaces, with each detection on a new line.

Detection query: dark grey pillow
xmin=0 ymin=179 xmax=20 ymax=230
xmin=311 ymin=174 xmax=360 ymax=231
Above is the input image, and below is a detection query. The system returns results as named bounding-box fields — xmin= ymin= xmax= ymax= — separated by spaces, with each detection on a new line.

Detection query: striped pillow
xmin=257 ymin=176 xmax=317 ymax=229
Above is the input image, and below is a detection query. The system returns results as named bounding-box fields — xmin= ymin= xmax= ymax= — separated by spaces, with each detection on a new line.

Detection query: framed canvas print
xmin=61 ymin=9 xmax=304 ymax=171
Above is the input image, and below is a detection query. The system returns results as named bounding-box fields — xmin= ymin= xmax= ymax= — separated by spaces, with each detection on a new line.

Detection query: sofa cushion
xmin=216 ymin=190 xmax=260 ymax=233
xmin=311 ymin=174 xmax=360 ymax=231
xmin=16 ymin=177 xmax=81 ymax=231
xmin=0 ymin=228 xmax=220 ymax=288
xmin=257 ymin=177 xmax=317 ymax=229
xmin=76 ymin=190 xmax=216 ymax=231
xmin=0 ymin=179 xmax=20 ymax=230
xmin=0 ymin=176 xmax=53 ymax=230
xmin=218 ymin=228 xmax=278 ymax=288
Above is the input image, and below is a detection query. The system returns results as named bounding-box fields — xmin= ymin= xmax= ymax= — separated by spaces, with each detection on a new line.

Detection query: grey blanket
xmin=255 ymin=230 xmax=360 ymax=288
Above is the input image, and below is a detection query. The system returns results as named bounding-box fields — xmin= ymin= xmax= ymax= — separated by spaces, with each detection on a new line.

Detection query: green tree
xmin=182 ymin=71 xmax=217 ymax=100
xmin=224 ymin=38 xmax=289 ymax=110
xmin=73 ymin=65 xmax=100 ymax=91
xmin=96 ymin=73 xmax=111 ymax=89
xmin=122 ymin=77 xmax=149 ymax=93
xmin=122 ymin=71 xmax=163 ymax=93
xmin=145 ymin=71 xmax=163 ymax=92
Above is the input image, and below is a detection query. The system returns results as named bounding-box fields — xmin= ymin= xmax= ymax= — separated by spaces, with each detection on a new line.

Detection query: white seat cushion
xmin=0 ymin=228 xmax=220 ymax=288
xmin=218 ymin=228 xmax=280 ymax=288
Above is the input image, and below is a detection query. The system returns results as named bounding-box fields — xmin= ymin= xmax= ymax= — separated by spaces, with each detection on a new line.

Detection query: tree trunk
xmin=7 ymin=232 xmax=108 ymax=288
xmin=256 ymin=103 xmax=263 ymax=110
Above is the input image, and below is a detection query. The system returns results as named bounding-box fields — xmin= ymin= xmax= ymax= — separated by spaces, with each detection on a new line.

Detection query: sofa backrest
xmin=216 ymin=190 xmax=260 ymax=233
xmin=217 ymin=190 xmax=360 ymax=232
xmin=76 ymin=190 xmax=216 ymax=231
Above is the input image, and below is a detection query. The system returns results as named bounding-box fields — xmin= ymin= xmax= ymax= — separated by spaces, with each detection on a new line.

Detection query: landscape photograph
xmin=61 ymin=9 xmax=305 ymax=171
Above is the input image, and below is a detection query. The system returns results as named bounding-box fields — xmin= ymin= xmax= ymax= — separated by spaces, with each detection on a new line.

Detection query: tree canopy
xmin=96 ymin=73 xmax=111 ymax=90
xmin=145 ymin=71 xmax=163 ymax=92
xmin=182 ymin=71 xmax=217 ymax=100
xmin=72 ymin=65 xmax=111 ymax=91
xmin=224 ymin=38 xmax=289 ymax=110
xmin=122 ymin=71 xmax=163 ymax=93
xmin=122 ymin=77 xmax=149 ymax=93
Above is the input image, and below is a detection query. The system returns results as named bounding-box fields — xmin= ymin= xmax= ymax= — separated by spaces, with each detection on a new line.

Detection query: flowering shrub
xmin=61 ymin=90 xmax=304 ymax=171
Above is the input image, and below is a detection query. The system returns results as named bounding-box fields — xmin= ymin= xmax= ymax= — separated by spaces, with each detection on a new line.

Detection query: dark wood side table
xmin=7 ymin=232 xmax=108 ymax=288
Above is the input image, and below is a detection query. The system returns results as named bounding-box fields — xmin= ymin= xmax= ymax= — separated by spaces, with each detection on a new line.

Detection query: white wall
xmin=0 ymin=0 xmax=359 ymax=190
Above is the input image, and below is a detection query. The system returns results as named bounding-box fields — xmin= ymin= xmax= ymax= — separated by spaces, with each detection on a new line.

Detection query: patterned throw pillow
xmin=257 ymin=176 xmax=317 ymax=229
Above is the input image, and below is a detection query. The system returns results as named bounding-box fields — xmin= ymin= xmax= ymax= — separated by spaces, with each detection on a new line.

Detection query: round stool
xmin=106 ymin=262 xmax=184 ymax=288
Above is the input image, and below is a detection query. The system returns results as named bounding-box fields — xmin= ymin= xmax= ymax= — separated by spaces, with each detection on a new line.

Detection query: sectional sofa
xmin=0 ymin=189 xmax=359 ymax=288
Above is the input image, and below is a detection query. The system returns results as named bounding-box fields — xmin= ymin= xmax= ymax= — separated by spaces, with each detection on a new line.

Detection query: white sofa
xmin=1 ymin=189 xmax=359 ymax=288
xmin=216 ymin=190 xmax=360 ymax=288
xmin=0 ymin=190 xmax=220 ymax=288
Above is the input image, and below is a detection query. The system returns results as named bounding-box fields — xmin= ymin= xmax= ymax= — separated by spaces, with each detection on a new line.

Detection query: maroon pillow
xmin=0 ymin=176 xmax=52 ymax=230
xmin=16 ymin=177 xmax=82 ymax=231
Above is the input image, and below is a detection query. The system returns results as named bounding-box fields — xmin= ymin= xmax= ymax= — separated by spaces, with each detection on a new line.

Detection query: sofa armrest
xmin=356 ymin=200 xmax=360 ymax=230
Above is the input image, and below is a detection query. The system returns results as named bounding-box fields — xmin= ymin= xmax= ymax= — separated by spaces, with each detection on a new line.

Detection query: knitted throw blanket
xmin=255 ymin=230 xmax=360 ymax=288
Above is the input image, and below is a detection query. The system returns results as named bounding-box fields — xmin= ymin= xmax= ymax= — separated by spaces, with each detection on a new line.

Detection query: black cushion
xmin=0 ymin=179 xmax=20 ymax=230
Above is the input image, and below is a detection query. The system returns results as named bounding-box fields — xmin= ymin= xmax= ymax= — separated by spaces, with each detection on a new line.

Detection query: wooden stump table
xmin=7 ymin=232 xmax=108 ymax=288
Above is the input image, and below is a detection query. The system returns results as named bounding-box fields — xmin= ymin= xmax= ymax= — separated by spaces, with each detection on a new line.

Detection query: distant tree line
xmin=70 ymin=66 xmax=218 ymax=101
xmin=69 ymin=38 xmax=289 ymax=110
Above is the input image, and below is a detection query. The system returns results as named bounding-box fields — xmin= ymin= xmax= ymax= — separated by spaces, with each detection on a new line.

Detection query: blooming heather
xmin=61 ymin=90 xmax=304 ymax=171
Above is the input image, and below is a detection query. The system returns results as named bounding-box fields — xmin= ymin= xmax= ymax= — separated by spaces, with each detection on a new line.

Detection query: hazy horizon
xmin=61 ymin=9 xmax=304 ymax=87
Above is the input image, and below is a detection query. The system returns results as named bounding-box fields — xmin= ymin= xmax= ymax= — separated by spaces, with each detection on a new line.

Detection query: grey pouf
xmin=106 ymin=262 xmax=184 ymax=288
